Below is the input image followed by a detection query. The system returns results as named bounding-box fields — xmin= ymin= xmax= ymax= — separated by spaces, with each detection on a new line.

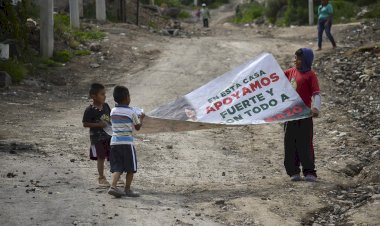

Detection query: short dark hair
xmin=295 ymin=49 xmax=303 ymax=57
xmin=89 ymin=83 xmax=105 ymax=96
xmin=113 ymin=86 xmax=129 ymax=104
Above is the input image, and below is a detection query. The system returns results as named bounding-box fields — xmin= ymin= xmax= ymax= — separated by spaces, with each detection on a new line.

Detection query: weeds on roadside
xmin=0 ymin=59 xmax=28 ymax=82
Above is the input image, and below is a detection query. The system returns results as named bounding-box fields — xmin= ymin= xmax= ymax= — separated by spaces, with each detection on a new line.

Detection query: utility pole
xmin=308 ymin=0 xmax=314 ymax=25
xmin=136 ymin=0 xmax=140 ymax=26
xmin=79 ymin=0 xmax=84 ymax=18
xmin=96 ymin=0 xmax=106 ymax=22
xmin=40 ymin=0 xmax=54 ymax=58
xmin=119 ymin=0 xmax=126 ymax=22
xmin=69 ymin=0 xmax=80 ymax=28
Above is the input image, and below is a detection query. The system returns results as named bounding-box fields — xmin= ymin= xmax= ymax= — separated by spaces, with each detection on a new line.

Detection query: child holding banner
xmin=108 ymin=86 xmax=144 ymax=198
xmin=284 ymin=48 xmax=321 ymax=182
xmin=82 ymin=83 xmax=112 ymax=187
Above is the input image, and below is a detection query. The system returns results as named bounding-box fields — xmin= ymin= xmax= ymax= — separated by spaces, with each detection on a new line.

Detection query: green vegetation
xmin=148 ymin=20 xmax=158 ymax=29
xmin=52 ymin=50 xmax=73 ymax=63
xmin=233 ymin=2 xmax=264 ymax=24
xmin=54 ymin=14 xmax=106 ymax=44
xmin=40 ymin=59 xmax=62 ymax=67
xmin=156 ymin=0 xmax=181 ymax=7
xmin=0 ymin=0 xmax=34 ymax=58
xmin=0 ymin=59 xmax=28 ymax=82
xmin=73 ymin=30 xmax=106 ymax=42
xmin=329 ymin=0 xmax=359 ymax=23
xmin=208 ymin=0 xmax=229 ymax=9
xmin=363 ymin=2 xmax=380 ymax=18
xmin=178 ymin=10 xmax=191 ymax=19
xmin=153 ymin=0 xmax=229 ymax=8
xmin=236 ymin=0 xmax=380 ymax=26
xmin=265 ymin=0 xmax=287 ymax=24
xmin=0 ymin=3 xmax=101 ymax=82
xmin=74 ymin=49 xmax=92 ymax=56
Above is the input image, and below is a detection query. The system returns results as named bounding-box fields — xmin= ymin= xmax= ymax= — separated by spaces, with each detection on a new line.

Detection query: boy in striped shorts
xmin=108 ymin=86 xmax=144 ymax=198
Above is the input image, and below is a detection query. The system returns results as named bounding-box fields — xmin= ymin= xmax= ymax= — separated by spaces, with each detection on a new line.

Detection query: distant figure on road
xmin=317 ymin=0 xmax=337 ymax=50
xmin=201 ymin=3 xmax=210 ymax=28
xmin=192 ymin=6 xmax=201 ymax=22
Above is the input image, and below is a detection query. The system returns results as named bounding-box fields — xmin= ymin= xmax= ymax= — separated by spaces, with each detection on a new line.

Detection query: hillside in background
xmin=233 ymin=0 xmax=380 ymax=25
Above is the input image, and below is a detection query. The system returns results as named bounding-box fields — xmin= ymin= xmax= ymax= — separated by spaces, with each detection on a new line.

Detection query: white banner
xmin=148 ymin=53 xmax=311 ymax=126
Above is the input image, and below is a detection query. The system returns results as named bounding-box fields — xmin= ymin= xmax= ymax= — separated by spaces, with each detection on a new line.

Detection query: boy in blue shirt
xmin=108 ymin=86 xmax=145 ymax=198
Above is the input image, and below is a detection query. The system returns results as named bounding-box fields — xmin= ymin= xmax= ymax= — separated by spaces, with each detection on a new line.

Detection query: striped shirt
xmin=110 ymin=105 xmax=140 ymax=145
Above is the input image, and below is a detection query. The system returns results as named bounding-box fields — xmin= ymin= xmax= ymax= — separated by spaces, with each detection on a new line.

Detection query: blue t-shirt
xmin=318 ymin=3 xmax=333 ymax=20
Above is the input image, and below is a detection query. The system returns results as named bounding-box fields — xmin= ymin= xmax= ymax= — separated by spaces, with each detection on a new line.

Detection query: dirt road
xmin=1 ymin=5 xmax=379 ymax=226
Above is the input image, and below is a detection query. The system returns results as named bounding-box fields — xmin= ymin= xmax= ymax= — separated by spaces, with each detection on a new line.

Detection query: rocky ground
xmin=0 ymin=5 xmax=379 ymax=226
xmin=304 ymin=20 xmax=380 ymax=226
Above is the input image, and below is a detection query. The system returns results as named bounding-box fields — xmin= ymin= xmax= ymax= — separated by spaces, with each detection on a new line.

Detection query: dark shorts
xmin=89 ymin=138 xmax=110 ymax=160
xmin=110 ymin=144 xmax=137 ymax=173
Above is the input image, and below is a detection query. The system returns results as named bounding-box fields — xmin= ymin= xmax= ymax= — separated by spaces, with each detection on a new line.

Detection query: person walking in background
xmin=317 ymin=0 xmax=337 ymax=50
xmin=201 ymin=3 xmax=210 ymax=28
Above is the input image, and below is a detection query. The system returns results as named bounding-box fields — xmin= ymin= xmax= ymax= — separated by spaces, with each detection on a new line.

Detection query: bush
xmin=178 ymin=10 xmax=191 ymax=19
xmin=282 ymin=0 xmax=309 ymax=26
xmin=233 ymin=2 xmax=264 ymax=24
xmin=156 ymin=0 xmax=181 ymax=7
xmin=363 ymin=2 xmax=380 ymax=18
xmin=330 ymin=0 xmax=359 ymax=23
xmin=273 ymin=0 xmax=362 ymax=26
xmin=265 ymin=0 xmax=287 ymax=24
xmin=0 ymin=59 xmax=28 ymax=82
xmin=208 ymin=0 xmax=229 ymax=9
xmin=52 ymin=50 xmax=73 ymax=63
xmin=54 ymin=14 xmax=106 ymax=43
xmin=0 ymin=0 xmax=31 ymax=57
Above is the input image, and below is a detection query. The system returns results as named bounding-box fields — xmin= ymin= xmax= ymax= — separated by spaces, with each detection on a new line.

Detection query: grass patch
xmin=54 ymin=14 xmax=106 ymax=44
xmin=41 ymin=59 xmax=62 ymax=67
xmin=0 ymin=59 xmax=28 ymax=82
xmin=178 ymin=10 xmax=191 ymax=19
xmin=52 ymin=50 xmax=73 ymax=63
xmin=233 ymin=2 xmax=264 ymax=24
xmin=74 ymin=49 xmax=91 ymax=56
xmin=73 ymin=30 xmax=106 ymax=42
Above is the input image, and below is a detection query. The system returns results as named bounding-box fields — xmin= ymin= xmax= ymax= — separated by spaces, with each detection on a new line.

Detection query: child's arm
xmin=83 ymin=108 xmax=107 ymax=128
xmin=134 ymin=113 xmax=145 ymax=131
xmin=311 ymin=94 xmax=321 ymax=117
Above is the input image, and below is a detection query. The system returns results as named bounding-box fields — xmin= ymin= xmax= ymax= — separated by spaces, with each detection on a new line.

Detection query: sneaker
xmin=124 ymin=190 xmax=140 ymax=197
xmin=305 ymin=175 xmax=317 ymax=182
xmin=98 ymin=177 xmax=110 ymax=187
xmin=108 ymin=187 xmax=125 ymax=198
xmin=290 ymin=174 xmax=302 ymax=181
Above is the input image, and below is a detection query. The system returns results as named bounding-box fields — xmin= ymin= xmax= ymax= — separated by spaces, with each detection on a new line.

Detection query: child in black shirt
xmin=82 ymin=83 xmax=111 ymax=186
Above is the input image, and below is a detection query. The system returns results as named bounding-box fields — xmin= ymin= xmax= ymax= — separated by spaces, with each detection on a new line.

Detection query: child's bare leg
xmin=97 ymin=158 xmax=105 ymax=178
xmin=124 ymin=172 xmax=134 ymax=191
xmin=111 ymin=172 xmax=121 ymax=188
